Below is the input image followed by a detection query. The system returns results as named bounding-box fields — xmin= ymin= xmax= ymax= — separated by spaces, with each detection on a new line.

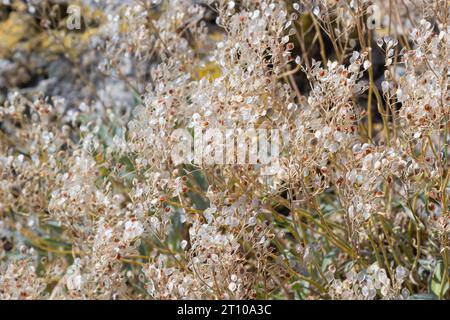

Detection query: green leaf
xmin=430 ymin=261 xmax=449 ymax=298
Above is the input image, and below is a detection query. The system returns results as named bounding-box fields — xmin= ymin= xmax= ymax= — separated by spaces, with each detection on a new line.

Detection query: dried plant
xmin=0 ymin=0 xmax=448 ymax=300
